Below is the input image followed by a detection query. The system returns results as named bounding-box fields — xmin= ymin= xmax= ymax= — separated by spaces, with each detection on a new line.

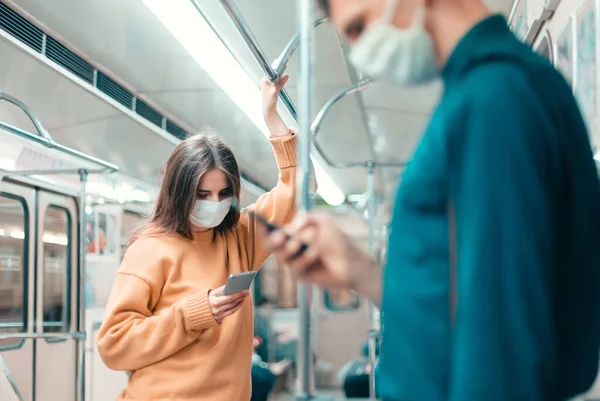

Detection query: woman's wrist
xmin=263 ymin=108 xmax=277 ymax=120
xmin=265 ymin=112 xmax=290 ymax=137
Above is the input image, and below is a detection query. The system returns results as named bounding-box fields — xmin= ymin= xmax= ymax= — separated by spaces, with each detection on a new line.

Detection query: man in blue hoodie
xmin=263 ymin=0 xmax=600 ymax=400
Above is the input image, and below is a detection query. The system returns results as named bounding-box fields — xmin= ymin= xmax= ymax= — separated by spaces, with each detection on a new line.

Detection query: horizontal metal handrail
xmin=0 ymin=331 xmax=86 ymax=341
xmin=0 ymin=168 xmax=114 ymax=176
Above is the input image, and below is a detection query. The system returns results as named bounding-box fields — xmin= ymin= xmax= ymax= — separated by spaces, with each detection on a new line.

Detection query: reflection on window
xmin=535 ymin=35 xmax=552 ymax=62
xmin=121 ymin=211 xmax=145 ymax=260
xmin=43 ymin=206 xmax=70 ymax=333
xmin=0 ymin=194 xmax=27 ymax=349
xmin=276 ymin=258 xmax=297 ymax=309
xmin=324 ymin=289 xmax=360 ymax=311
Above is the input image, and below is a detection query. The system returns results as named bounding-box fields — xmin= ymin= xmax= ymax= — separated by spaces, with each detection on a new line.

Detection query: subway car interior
xmin=0 ymin=0 xmax=598 ymax=400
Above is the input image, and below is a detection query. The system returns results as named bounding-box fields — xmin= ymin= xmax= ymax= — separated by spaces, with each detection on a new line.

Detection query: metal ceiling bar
xmin=220 ymin=0 xmax=276 ymax=81
xmin=0 ymin=119 xmax=116 ymax=172
xmin=218 ymin=0 xmax=405 ymax=170
xmin=0 ymin=93 xmax=118 ymax=173
xmin=219 ymin=0 xmax=297 ymax=120
xmin=271 ymin=16 xmax=328 ymax=78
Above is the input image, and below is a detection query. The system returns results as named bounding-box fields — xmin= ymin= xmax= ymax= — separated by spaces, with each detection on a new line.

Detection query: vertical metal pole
xmin=296 ymin=0 xmax=314 ymax=398
xmin=366 ymin=163 xmax=378 ymax=399
xmin=77 ymin=169 xmax=88 ymax=401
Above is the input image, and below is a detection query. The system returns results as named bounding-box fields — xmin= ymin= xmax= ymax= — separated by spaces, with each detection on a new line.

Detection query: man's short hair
xmin=317 ymin=0 xmax=330 ymax=14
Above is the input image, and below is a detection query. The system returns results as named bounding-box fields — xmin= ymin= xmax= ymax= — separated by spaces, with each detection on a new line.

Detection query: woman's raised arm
xmin=238 ymin=76 xmax=316 ymax=270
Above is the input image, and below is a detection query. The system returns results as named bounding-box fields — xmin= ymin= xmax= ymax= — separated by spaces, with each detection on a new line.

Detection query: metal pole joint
xmin=78 ymin=169 xmax=89 ymax=182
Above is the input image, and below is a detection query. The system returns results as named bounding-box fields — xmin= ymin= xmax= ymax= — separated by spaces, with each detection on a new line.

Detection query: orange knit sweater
xmin=97 ymin=134 xmax=298 ymax=401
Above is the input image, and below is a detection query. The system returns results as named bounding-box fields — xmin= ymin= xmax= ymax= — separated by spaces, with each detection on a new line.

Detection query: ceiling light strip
xmin=141 ymin=0 xmax=346 ymax=206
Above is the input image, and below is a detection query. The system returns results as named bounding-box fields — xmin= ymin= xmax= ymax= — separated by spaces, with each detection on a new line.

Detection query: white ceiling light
xmin=141 ymin=0 xmax=345 ymax=206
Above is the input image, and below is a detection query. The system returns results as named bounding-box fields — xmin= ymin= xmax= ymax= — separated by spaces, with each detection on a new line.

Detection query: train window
xmin=534 ymin=30 xmax=553 ymax=63
xmin=276 ymin=259 xmax=297 ymax=308
xmin=42 ymin=206 xmax=71 ymax=334
xmin=323 ymin=289 xmax=360 ymax=311
xmin=0 ymin=194 xmax=28 ymax=350
xmin=121 ymin=211 xmax=146 ymax=259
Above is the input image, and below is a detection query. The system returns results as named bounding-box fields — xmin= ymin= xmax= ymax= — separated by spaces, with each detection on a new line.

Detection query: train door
xmin=316 ymin=289 xmax=368 ymax=386
xmin=0 ymin=182 xmax=35 ymax=401
xmin=35 ymin=190 xmax=78 ymax=401
xmin=0 ymin=181 xmax=78 ymax=401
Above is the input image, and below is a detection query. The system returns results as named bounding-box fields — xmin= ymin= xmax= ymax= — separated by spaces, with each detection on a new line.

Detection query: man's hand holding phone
xmin=208 ymin=285 xmax=248 ymax=324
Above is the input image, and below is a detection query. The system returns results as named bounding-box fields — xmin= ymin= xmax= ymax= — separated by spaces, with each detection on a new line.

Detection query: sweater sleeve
xmin=238 ymin=131 xmax=301 ymax=270
xmin=447 ymin=67 xmax=559 ymax=401
xmin=96 ymin=238 xmax=218 ymax=371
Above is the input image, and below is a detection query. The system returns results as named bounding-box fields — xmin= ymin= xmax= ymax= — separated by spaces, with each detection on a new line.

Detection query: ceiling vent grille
xmin=0 ymin=2 xmax=43 ymax=52
xmin=45 ymin=36 xmax=94 ymax=84
xmin=166 ymin=120 xmax=187 ymax=140
xmin=135 ymin=99 xmax=162 ymax=128
xmin=96 ymin=71 xmax=134 ymax=109
xmin=0 ymin=1 xmax=190 ymax=141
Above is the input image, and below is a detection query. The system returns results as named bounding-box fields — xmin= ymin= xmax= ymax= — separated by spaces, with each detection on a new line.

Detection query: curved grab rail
xmin=0 ymin=92 xmax=118 ymax=172
xmin=271 ymin=16 xmax=329 ymax=78
xmin=0 ymin=91 xmax=53 ymax=143
xmin=311 ymin=78 xmax=372 ymax=138
xmin=218 ymin=0 xmax=405 ymax=169
xmin=311 ymin=79 xmax=407 ymax=168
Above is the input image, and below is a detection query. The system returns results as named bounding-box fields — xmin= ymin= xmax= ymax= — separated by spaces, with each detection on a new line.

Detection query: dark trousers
xmin=251 ymin=364 xmax=276 ymax=401
xmin=343 ymin=373 xmax=370 ymax=399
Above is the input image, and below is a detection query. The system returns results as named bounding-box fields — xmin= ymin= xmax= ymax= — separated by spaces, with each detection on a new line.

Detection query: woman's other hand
xmin=208 ymin=285 xmax=248 ymax=324
xmin=261 ymin=75 xmax=290 ymax=137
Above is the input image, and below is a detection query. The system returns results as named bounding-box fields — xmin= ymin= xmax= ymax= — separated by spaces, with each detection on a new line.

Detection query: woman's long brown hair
xmin=130 ymin=132 xmax=241 ymax=244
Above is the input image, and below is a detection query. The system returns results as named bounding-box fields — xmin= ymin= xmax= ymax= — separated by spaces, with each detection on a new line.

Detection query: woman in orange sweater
xmin=97 ymin=75 xmax=300 ymax=401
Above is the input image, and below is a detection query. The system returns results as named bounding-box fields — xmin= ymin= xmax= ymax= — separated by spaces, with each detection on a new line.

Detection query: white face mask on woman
xmin=349 ymin=0 xmax=439 ymax=86
xmin=190 ymin=198 xmax=233 ymax=229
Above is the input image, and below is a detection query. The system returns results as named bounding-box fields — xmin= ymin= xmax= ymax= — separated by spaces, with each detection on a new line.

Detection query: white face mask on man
xmin=349 ymin=0 xmax=439 ymax=86
xmin=190 ymin=198 xmax=233 ymax=229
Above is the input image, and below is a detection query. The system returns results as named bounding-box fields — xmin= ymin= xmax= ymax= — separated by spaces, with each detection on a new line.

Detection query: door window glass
xmin=42 ymin=206 xmax=71 ymax=333
xmin=0 ymin=194 xmax=28 ymax=349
